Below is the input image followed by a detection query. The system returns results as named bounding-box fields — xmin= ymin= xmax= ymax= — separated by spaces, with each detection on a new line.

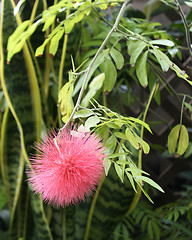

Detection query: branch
xmin=60 ymin=0 xmax=130 ymax=130
xmin=174 ymin=0 xmax=192 ymax=61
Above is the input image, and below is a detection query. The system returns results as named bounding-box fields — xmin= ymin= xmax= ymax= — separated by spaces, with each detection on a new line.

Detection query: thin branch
xmin=61 ymin=0 xmax=130 ymax=130
xmin=174 ymin=0 xmax=192 ymax=61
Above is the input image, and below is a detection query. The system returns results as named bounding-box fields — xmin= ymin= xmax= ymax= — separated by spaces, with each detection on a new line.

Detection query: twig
xmin=60 ymin=0 xmax=130 ymax=130
xmin=174 ymin=0 xmax=192 ymax=61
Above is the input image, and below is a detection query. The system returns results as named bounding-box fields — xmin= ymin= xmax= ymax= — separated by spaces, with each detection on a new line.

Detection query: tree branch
xmin=60 ymin=0 xmax=130 ymax=130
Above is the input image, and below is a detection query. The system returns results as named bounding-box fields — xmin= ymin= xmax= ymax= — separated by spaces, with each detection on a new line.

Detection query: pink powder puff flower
xmin=27 ymin=126 xmax=105 ymax=207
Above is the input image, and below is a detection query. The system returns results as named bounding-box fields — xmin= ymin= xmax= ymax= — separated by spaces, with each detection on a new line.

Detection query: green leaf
xmin=184 ymin=102 xmax=192 ymax=113
xmin=167 ymin=124 xmax=189 ymax=157
xmin=185 ymin=1 xmax=192 ymax=7
xmin=7 ymin=20 xmax=30 ymax=51
xmin=49 ymin=28 xmax=65 ymax=56
xmin=125 ymin=128 xmax=140 ymax=150
xmin=136 ymin=51 xmax=148 ymax=87
xmin=114 ymin=132 xmax=127 ymax=139
xmin=73 ymin=50 xmax=109 ymax=96
xmin=65 ymin=19 xmax=75 ymax=34
xmin=152 ymin=221 xmax=160 ymax=240
xmin=85 ymin=115 xmax=100 ymax=130
xmin=114 ymin=163 xmax=124 ymax=183
xmin=177 ymin=125 xmax=189 ymax=156
xmin=100 ymin=59 xmax=117 ymax=93
xmin=168 ymin=124 xmax=180 ymax=155
xmin=73 ymin=109 xmax=94 ymax=119
xmin=35 ymin=38 xmax=49 ymax=57
xmin=147 ymin=220 xmax=153 ymax=239
xmin=122 ymin=224 xmax=129 ymax=239
xmin=7 ymin=20 xmax=30 ymax=62
xmin=135 ymin=135 xmax=150 ymax=154
xmin=30 ymin=193 xmax=53 ymax=240
xmin=135 ymin=176 xmax=164 ymax=192
xmin=108 ymin=153 xmax=127 ymax=159
xmin=103 ymin=158 xmax=112 ymax=176
xmin=125 ymin=171 xmax=137 ymax=192
xmin=81 ymin=73 xmax=105 ymax=107
xmin=128 ymin=40 xmax=147 ymax=66
xmin=150 ymin=48 xmax=172 ymax=72
xmin=58 ymin=82 xmax=74 ymax=123
xmin=171 ymin=63 xmax=190 ymax=81
xmin=0 ymin=185 xmax=8 ymax=210
xmin=128 ymin=117 xmax=152 ymax=133
xmin=149 ymin=39 xmax=175 ymax=47
xmin=110 ymin=48 xmax=124 ymax=70
xmin=125 ymin=167 xmax=149 ymax=175
xmin=42 ymin=14 xmax=56 ymax=31
xmin=105 ymin=135 xmax=117 ymax=154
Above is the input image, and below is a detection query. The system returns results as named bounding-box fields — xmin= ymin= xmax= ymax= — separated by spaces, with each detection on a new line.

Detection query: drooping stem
xmin=180 ymin=95 xmax=186 ymax=126
xmin=125 ymin=83 xmax=159 ymax=216
xmin=61 ymin=0 xmax=130 ymax=130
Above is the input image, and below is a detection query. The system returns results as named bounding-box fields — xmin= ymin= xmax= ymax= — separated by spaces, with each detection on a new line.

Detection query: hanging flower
xmin=27 ymin=126 xmax=105 ymax=207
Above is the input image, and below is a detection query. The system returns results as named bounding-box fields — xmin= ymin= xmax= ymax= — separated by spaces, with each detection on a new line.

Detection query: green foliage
xmin=7 ymin=0 xmax=124 ymax=62
xmin=1 ymin=0 xmax=192 ymax=239
xmin=168 ymin=124 xmax=189 ymax=157
xmin=114 ymin=191 xmax=192 ymax=240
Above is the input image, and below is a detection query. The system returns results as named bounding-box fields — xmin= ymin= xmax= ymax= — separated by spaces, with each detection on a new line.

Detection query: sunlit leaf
xmin=59 ymin=82 xmax=74 ymax=123
xmin=125 ymin=128 xmax=140 ymax=150
xmin=49 ymin=28 xmax=65 ymax=56
xmin=149 ymin=39 xmax=174 ymax=47
xmin=85 ymin=115 xmax=100 ymax=130
xmin=73 ymin=109 xmax=94 ymax=119
xmin=135 ymin=176 xmax=164 ymax=192
xmin=135 ymin=135 xmax=150 ymax=154
xmin=185 ymin=1 xmax=192 ymax=7
xmin=150 ymin=48 xmax=172 ymax=72
xmin=110 ymin=48 xmax=124 ymax=70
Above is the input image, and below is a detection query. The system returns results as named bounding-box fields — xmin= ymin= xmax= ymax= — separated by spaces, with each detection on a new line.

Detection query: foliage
xmin=0 ymin=0 xmax=192 ymax=239
xmin=114 ymin=186 xmax=192 ymax=240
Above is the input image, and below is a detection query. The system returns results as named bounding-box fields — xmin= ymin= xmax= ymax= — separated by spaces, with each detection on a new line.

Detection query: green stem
xmin=30 ymin=0 xmax=39 ymax=22
xmin=43 ymin=0 xmax=50 ymax=101
xmin=180 ymin=95 xmax=186 ymax=126
xmin=84 ymin=176 xmax=105 ymax=240
xmin=62 ymin=208 xmax=67 ymax=240
xmin=58 ymin=8 xmax=70 ymax=128
xmin=124 ymin=83 xmax=159 ymax=216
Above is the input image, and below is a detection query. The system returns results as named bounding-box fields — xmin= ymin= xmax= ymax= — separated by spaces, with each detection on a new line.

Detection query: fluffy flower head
xmin=27 ymin=126 xmax=105 ymax=207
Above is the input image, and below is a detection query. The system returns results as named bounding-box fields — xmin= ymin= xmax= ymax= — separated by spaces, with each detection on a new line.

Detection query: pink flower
xmin=27 ymin=126 xmax=105 ymax=207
